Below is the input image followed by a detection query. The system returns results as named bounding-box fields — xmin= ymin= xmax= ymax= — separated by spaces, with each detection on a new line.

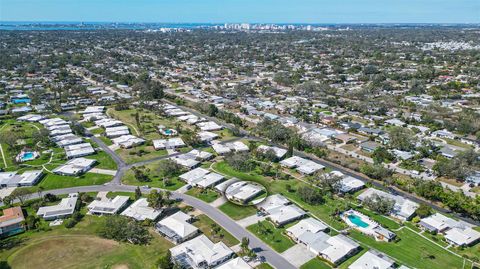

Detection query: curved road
xmin=21 ymin=184 xmax=296 ymax=269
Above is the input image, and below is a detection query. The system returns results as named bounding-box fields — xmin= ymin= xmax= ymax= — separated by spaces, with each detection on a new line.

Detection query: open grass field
xmin=21 ymin=172 xmax=113 ymax=192
xmin=116 ymin=145 xmax=167 ymax=164
xmin=122 ymin=159 xmax=186 ymax=190
xmin=185 ymin=187 xmax=219 ymax=203
xmin=218 ymin=202 xmax=257 ymax=220
xmin=349 ymin=228 xmax=471 ymax=269
xmin=0 ymin=216 xmax=173 ymax=269
xmin=246 ymin=220 xmax=295 ymax=252
xmin=192 ymin=214 xmax=239 ymax=247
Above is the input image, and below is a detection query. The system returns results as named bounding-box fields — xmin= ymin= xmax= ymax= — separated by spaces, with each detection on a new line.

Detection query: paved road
xmin=20 ymin=184 xmax=296 ymax=269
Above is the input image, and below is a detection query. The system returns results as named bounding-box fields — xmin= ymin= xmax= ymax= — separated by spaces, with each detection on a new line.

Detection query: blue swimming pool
xmin=21 ymin=152 xmax=35 ymax=161
xmin=165 ymin=129 xmax=173 ymax=134
xmin=12 ymin=98 xmax=31 ymax=104
xmin=347 ymin=214 xmax=370 ymax=228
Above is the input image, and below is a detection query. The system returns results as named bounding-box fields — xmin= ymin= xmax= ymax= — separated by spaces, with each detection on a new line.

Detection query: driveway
xmin=237 ymin=214 xmax=266 ymax=227
xmin=281 ymin=244 xmax=316 ymax=268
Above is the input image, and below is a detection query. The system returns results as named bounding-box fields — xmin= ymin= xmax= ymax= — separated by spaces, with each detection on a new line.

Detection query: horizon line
xmin=1 ymin=21 xmax=480 ymax=25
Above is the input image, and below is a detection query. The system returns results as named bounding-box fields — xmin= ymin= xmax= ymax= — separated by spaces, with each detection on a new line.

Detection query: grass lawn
xmin=192 ymin=214 xmax=239 ymax=247
xmin=24 ymin=172 xmax=113 ymax=192
xmin=89 ymin=150 xmax=117 ymax=170
xmin=219 ymin=202 xmax=257 ymax=220
xmin=300 ymin=258 xmax=332 ymax=269
xmin=116 ymin=145 xmax=167 ymax=164
xmin=122 ymin=160 xmax=186 ymax=191
xmin=185 ymin=188 xmax=219 ymax=203
xmin=246 ymin=220 xmax=294 ymax=252
xmin=349 ymin=228 xmax=470 ymax=269
xmin=1 ymin=216 xmax=173 ymax=269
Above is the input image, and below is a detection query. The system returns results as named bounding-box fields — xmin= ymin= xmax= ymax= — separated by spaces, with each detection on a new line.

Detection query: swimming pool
xmin=347 ymin=214 xmax=370 ymax=228
xmin=21 ymin=152 xmax=35 ymax=161
xmin=164 ymin=129 xmax=173 ymax=135
xmin=12 ymin=98 xmax=31 ymax=104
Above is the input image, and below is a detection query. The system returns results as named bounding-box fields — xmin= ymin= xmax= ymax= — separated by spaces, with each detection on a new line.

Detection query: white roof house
xmin=445 ymin=227 xmax=480 ymax=246
xmin=286 ymin=217 xmax=328 ymax=240
xmin=225 ymin=181 xmax=264 ymax=204
xmin=197 ymin=131 xmax=219 ymax=142
xmin=196 ymin=121 xmax=223 ymax=131
xmin=268 ymin=204 xmax=306 ymax=226
xmin=17 ymin=114 xmax=45 ymax=122
xmin=328 ymin=171 xmax=365 ymax=193
xmin=303 ymin=233 xmax=360 ymax=265
xmin=105 ymin=125 xmax=130 ymax=138
xmin=153 ymin=138 xmax=186 ymax=150
xmin=55 ymin=134 xmax=83 ymax=147
xmin=280 ymin=156 xmax=324 ymax=175
xmin=179 ymin=168 xmax=224 ymax=188
xmin=96 ymin=119 xmax=124 ymax=128
xmin=226 ymin=141 xmax=249 ymax=152
xmin=156 ymin=211 xmax=199 ymax=244
xmin=419 ymin=213 xmax=459 ymax=233
xmin=214 ymin=178 xmax=238 ymax=193
xmin=53 ymin=158 xmax=96 ymax=176
xmin=212 ymin=143 xmax=232 ymax=155
xmin=258 ymin=194 xmax=290 ymax=212
xmin=0 ymin=170 xmax=43 ymax=187
xmin=348 ymin=250 xmax=395 ymax=269
xmin=111 ymin=135 xmax=145 ymax=148
xmin=37 ymin=193 xmax=78 ymax=220
xmin=87 ymin=194 xmax=130 ymax=215
xmin=216 ymin=257 xmax=252 ymax=269
xmin=170 ymin=235 xmax=234 ymax=269
xmin=256 ymin=145 xmax=287 ymax=159
xmin=121 ymin=198 xmax=162 ymax=221
xmin=64 ymin=143 xmax=95 ymax=159
xmin=81 ymin=106 xmax=105 ymax=114
xmin=357 ymin=188 xmax=419 ymax=221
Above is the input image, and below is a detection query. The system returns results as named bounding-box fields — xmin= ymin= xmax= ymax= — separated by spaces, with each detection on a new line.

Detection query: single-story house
xmin=170 ymin=235 xmax=234 ymax=268
xmin=0 ymin=207 xmax=25 ymax=238
xmin=87 ymin=193 xmax=129 ymax=215
xmin=155 ymin=211 xmax=199 ymax=244
xmin=121 ymin=198 xmax=162 ymax=221
xmin=37 ymin=193 xmax=78 ymax=220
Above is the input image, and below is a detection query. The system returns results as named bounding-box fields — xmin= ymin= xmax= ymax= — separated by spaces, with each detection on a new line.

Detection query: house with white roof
xmin=37 ymin=193 xmax=78 ymax=220
xmin=280 ymin=156 xmax=324 ymax=175
xmin=64 ymin=143 xmax=95 ymax=159
xmin=153 ymin=138 xmax=186 ymax=150
xmin=105 ymin=125 xmax=130 ymax=138
xmin=179 ymin=168 xmax=224 ymax=188
xmin=445 ymin=227 xmax=480 ymax=246
xmin=302 ymin=232 xmax=360 ymax=265
xmin=286 ymin=217 xmax=328 ymax=241
xmin=196 ymin=121 xmax=223 ymax=131
xmin=418 ymin=213 xmax=459 ymax=233
xmin=53 ymin=158 xmax=96 ymax=176
xmin=197 ymin=131 xmax=219 ymax=142
xmin=329 ymin=171 xmax=365 ymax=193
xmin=257 ymin=194 xmax=290 ymax=212
xmin=87 ymin=194 xmax=129 ymax=215
xmin=216 ymin=257 xmax=252 ymax=269
xmin=0 ymin=170 xmax=43 ymax=187
xmin=256 ymin=145 xmax=287 ymax=159
xmin=225 ymin=181 xmax=265 ymax=204
xmin=212 ymin=143 xmax=232 ymax=155
xmin=357 ymin=188 xmax=419 ymax=221
xmin=111 ymin=135 xmax=145 ymax=148
xmin=156 ymin=211 xmax=199 ymax=244
xmin=170 ymin=234 xmax=234 ymax=269
xmin=268 ymin=204 xmax=306 ymax=226
xmin=121 ymin=198 xmax=162 ymax=221
xmin=348 ymin=250 xmax=394 ymax=269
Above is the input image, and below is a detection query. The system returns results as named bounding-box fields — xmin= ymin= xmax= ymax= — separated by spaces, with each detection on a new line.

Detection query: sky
xmin=0 ymin=0 xmax=479 ymax=24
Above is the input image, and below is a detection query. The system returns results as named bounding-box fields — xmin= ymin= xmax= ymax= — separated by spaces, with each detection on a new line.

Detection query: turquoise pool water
xmin=165 ymin=129 xmax=173 ymax=134
xmin=21 ymin=152 xmax=35 ymax=161
xmin=12 ymin=98 xmax=31 ymax=104
xmin=347 ymin=214 xmax=370 ymax=228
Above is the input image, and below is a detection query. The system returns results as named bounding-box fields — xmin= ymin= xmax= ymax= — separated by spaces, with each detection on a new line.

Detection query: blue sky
xmin=0 ymin=0 xmax=479 ymax=23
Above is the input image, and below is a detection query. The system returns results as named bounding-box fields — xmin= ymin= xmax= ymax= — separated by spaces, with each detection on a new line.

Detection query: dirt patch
xmin=112 ymin=264 xmax=129 ymax=269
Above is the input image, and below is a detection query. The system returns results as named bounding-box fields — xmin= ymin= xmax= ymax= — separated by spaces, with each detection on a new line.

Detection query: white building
xmin=256 ymin=145 xmax=287 ymax=159
xmin=357 ymin=188 xmax=419 ymax=221
xmin=53 ymin=158 xmax=96 ymax=176
xmin=0 ymin=170 xmax=43 ymax=187
xmin=111 ymin=135 xmax=145 ymax=148
xmin=286 ymin=217 xmax=328 ymax=240
xmin=37 ymin=193 xmax=78 ymax=220
xmin=156 ymin=211 xmax=199 ymax=244
xmin=225 ymin=181 xmax=265 ymax=204
xmin=121 ymin=198 xmax=162 ymax=221
xmin=87 ymin=194 xmax=129 ymax=215
xmin=179 ymin=168 xmax=224 ymax=188
xmin=216 ymin=257 xmax=252 ymax=269
xmin=280 ymin=156 xmax=325 ymax=175
xmin=348 ymin=250 xmax=394 ymax=269
xmin=64 ymin=143 xmax=95 ymax=159
xmin=153 ymin=138 xmax=186 ymax=150
xmin=196 ymin=121 xmax=223 ymax=131
xmin=170 ymin=235 xmax=234 ymax=269
xmin=303 ymin=233 xmax=359 ymax=265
